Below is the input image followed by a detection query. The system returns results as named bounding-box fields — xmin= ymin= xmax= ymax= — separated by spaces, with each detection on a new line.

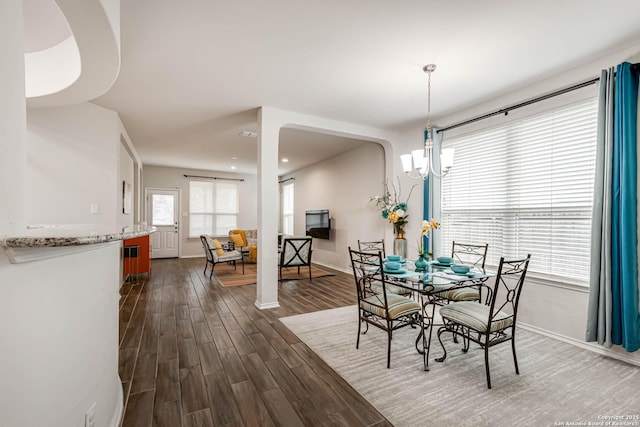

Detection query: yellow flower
xmin=387 ymin=211 xmax=399 ymax=223
xmin=420 ymin=218 xmax=440 ymax=236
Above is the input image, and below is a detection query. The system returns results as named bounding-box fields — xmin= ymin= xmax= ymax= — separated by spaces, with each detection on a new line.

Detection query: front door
xmin=146 ymin=188 xmax=180 ymax=258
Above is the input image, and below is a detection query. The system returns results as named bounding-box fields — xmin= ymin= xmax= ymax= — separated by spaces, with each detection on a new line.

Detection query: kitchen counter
xmin=0 ymin=224 xmax=156 ymax=263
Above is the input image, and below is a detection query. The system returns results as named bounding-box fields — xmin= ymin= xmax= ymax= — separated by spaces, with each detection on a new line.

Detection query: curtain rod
xmin=279 ymin=177 xmax=295 ymax=184
xmin=438 ymin=63 xmax=640 ymax=134
xmin=436 ymin=77 xmax=600 ymax=134
xmin=183 ymin=174 xmax=244 ymax=182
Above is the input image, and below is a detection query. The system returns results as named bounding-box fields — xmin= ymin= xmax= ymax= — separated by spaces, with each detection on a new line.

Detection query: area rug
xmin=213 ymin=262 xmax=334 ymax=287
xmin=279 ymin=306 xmax=640 ymax=427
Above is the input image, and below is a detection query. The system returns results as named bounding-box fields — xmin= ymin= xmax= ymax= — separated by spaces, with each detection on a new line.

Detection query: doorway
xmin=146 ymin=188 xmax=180 ymax=258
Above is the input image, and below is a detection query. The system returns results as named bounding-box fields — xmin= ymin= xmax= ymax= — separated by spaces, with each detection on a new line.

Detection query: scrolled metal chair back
xmin=349 ymin=248 xmax=386 ymax=304
xmin=451 ymin=241 xmax=489 ymax=268
xmin=486 ymin=254 xmax=531 ymax=329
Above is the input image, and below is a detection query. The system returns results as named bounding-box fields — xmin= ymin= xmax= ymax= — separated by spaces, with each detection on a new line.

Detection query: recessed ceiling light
xmin=230 ymin=165 xmax=236 ymax=170
xmin=282 ymin=158 xmax=289 ymax=163
xmin=231 ymin=156 xmax=238 ymax=160
xmin=239 ymin=130 xmax=257 ymax=138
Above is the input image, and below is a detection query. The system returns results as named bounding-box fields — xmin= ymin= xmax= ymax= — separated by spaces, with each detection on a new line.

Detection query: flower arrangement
xmin=416 ymin=218 xmax=440 ymax=257
xmin=370 ymin=178 xmax=417 ymax=236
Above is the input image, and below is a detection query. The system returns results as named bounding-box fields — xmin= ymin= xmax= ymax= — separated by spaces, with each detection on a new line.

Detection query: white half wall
xmin=0 ymin=242 xmax=123 ymax=427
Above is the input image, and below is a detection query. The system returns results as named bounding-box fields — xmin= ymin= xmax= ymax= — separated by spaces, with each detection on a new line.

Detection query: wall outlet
xmin=90 ymin=203 xmax=100 ymax=214
xmin=85 ymin=402 xmax=96 ymax=427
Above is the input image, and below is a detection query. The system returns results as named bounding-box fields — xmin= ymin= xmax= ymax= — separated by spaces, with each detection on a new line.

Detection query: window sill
xmin=524 ymin=272 xmax=589 ymax=293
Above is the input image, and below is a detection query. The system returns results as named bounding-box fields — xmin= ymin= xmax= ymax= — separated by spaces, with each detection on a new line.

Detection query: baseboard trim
xmin=312 ymin=260 xmax=352 ymax=275
xmin=519 ymin=322 xmax=640 ymax=367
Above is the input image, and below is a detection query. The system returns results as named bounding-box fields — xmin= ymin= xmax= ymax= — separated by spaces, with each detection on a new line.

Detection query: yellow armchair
xmin=229 ymin=229 xmax=258 ymax=263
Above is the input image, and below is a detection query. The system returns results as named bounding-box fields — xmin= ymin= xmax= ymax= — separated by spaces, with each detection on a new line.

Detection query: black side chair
xmin=200 ymin=235 xmax=244 ymax=278
xmin=357 ymin=239 xmax=387 ymax=259
xmin=349 ymin=247 xmax=422 ymax=369
xmin=279 ymin=237 xmax=313 ymax=282
xmin=436 ymin=254 xmax=531 ymax=389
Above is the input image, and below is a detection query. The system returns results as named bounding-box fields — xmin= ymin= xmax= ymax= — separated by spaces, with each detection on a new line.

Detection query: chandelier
xmin=400 ymin=64 xmax=454 ymax=180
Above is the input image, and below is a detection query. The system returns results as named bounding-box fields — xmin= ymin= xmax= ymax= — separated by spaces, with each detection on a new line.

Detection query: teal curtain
xmin=587 ymin=62 xmax=640 ymax=352
xmin=611 ymin=62 xmax=640 ymax=351
xmin=423 ymin=129 xmax=430 ymax=256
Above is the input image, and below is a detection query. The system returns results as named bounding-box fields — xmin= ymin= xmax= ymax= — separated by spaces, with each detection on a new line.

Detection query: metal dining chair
xmin=357 ymin=239 xmax=412 ymax=296
xmin=432 ymin=241 xmax=489 ymax=304
xmin=349 ymin=247 xmax=422 ymax=369
xmin=436 ymin=254 xmax=531 ymax=389
xmin=357 ymin=239 xmax=387 ymax=259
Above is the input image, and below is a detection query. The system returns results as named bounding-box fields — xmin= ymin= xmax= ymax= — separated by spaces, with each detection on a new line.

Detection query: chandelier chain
xmin=426 ymin=69 xmax=432 ymax=135
xmin=400 ymin=63 xmax=453 ymax=180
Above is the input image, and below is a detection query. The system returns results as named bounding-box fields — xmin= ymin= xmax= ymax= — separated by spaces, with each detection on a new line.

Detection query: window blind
xmin=282 ymin=182 xmax=294 ymax=235
xmin=189 ymin=180 xmax=238 ymax=237
xmin=440 ymin=99 xmax=598 ymax=285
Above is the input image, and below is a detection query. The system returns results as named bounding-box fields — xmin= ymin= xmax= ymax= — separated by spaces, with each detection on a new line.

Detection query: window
xmin=189 ymin=180 xmax=238 ymax=237
xmin=440 ymin=99 xmax=598 ymax=285
xmin=282 ymin=182 xmax=294 ymax=235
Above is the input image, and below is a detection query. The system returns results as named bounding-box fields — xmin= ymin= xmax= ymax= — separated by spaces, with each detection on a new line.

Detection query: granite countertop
xmin=0 ymin=224 xmax=157 ymax=248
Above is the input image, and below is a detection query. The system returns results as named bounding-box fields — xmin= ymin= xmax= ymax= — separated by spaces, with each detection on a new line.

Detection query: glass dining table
xmin=383 ymin=260 xmax=495 ymax=371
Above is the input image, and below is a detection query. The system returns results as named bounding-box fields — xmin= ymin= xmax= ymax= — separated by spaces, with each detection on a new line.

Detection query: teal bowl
xmin=387 ymin=255 xmax=402 ymax=262
xmin=451 ymin=264 xmax=470 ymax=274
xmin=437 ymin=256 xmax=453 ymax=264
xmin=384 ymin=261 xmax=401 ymax=271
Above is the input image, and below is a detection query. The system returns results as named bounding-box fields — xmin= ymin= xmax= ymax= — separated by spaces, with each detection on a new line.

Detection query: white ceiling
xmin=25 ymin=0 xmax=640 ymax=175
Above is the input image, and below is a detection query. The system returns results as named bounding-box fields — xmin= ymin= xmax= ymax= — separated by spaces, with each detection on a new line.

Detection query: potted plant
xmin=414 ymin=219 xmax=440 ymax=271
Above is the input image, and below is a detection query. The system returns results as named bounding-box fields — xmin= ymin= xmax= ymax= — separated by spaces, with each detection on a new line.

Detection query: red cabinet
xmin=123 ymin=235 xmax=151 ymax=279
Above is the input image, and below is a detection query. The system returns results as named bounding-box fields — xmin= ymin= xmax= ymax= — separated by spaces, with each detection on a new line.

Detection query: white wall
xmin=281 ymin=143 xmax=387 ymax=272
xmin=142 ymin=165 xmax=258 ymax=258
xmin=0 ymin=0 xmax=26 ymax=236
xmin=26 ymin=102 xmax=135 ymax=227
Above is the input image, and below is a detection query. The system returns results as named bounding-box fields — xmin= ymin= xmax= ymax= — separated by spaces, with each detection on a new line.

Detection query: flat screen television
xmin=305 ymin=209 xmax=331 ymax=240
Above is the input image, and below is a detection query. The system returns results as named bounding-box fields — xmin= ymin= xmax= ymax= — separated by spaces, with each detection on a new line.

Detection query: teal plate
xmin=432 ymin=262 xmax=452 ymax=268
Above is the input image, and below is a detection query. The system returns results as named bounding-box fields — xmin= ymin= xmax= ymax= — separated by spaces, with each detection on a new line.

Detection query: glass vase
xmin=393 ymin=235 xmax=407 ymax=259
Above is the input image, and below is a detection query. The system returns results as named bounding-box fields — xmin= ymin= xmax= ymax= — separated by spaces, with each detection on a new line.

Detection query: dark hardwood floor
xmin=119 ymin=257 xmax=391 ymax=427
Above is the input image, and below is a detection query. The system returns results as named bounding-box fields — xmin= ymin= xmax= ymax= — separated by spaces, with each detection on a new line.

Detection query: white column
xmin=255 ymin=107 xmax=280 ymax=309
xmin=0 ymin=0 xmax=26 ymax=235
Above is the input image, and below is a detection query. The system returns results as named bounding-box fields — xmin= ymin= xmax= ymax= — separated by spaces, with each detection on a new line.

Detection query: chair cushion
xmin=212 ymin=239 xmax=224 ymax=256
xmin=439 ymin=301 xmax=513 ymax=333
xmin=229 ymin=233 xmax=245 ymax=248
xmin=370 ymin=280 xmax=412 ymax=296
xmin=217 ymin=250 xmax=242 ymax=261
xmin=230 ymin=229 xmax=248 ymax=245
xmin=431 ymin=284 xmax=479 ymax=301
xmin=360 ymin=294 xmax=420 ymax=319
